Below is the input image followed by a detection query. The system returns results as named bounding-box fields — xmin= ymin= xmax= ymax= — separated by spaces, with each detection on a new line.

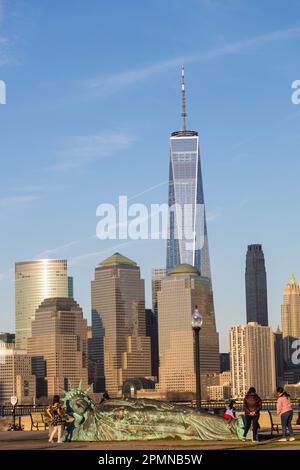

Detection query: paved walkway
xmin=0 ymin=431 xmax=300 ymax=450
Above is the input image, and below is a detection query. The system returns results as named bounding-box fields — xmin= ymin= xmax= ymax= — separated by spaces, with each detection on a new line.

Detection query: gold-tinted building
xmin=91 ymin=253 xmax=151 ymax=396
xmin=230 ymin=322 xmax=276 ymax=398
xmin=15 ymin=259 xmax=69 ymax=350
xmin=27 ymin=297 xmax=88 ymax=396
xmin=281 ymin=275 xmax=300 ymax=364
xmin=156 ymin=264 xmax=220 ymax=399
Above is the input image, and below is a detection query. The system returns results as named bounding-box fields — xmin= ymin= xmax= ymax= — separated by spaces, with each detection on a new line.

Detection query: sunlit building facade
xmin=156 ymin=264 xmax=219 ymax=399
xmin=230 ymin=322 xmax=276 ymax=398
xmin=281 ymin=275 xmax=300 ymax=366
xmin=27 ymin=297 xmax=88 ymax=396
xmin=91 ymin=253 xmax=151 ymax=396
xmin=15 ymin=259 xmax=68 ymax=350
xmin=0 ymin=343 xmax=36 ymax=404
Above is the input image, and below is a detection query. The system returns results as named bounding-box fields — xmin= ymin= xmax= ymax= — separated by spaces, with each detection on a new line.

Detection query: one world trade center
xmin=166 ymin=66 xmax=212 ymax=281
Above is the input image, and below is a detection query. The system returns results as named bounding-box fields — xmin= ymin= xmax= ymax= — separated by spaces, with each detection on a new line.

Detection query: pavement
xmin=1 ymin=431 xmax=300 ymax=450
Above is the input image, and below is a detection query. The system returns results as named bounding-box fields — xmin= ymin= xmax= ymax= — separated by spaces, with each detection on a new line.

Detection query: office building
xmin=230 ymin=322 xmax=276 ymax=398
xmin=245 ymin=244 xmax=268 ymax=326
xmin=91 ymin=253 xmax=151 ymax=396
xmin=15 ymin=259 xmax=68 ymax=349
xmin=156 ymin=264 xmax=219 ymax=399
xmin=27 ymin=297 xmax=88 ymax=396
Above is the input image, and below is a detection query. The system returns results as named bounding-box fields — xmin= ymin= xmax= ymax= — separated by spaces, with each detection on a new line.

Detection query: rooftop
xmin=169 ymin=264 xmax=199 ymax=276
xmin=98 ymin=252 xmax=137 ymax=268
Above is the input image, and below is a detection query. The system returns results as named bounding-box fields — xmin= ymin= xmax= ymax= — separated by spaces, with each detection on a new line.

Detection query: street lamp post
xmin=191 ymin=305 xmax=203 ymax=410
xmin=9 ymin=396 xmax=20 ymax=431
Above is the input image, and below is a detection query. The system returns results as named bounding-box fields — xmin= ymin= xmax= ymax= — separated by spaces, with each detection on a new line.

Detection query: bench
xmin=30 ymin=412 xmax=49 ymax=431
xmin=268 ymin=410 xmax=281 ymax=436
xmin=268 ymin=410 xmax=300 ymax=436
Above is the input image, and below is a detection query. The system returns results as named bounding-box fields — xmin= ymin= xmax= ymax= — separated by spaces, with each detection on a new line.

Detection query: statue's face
xmin=69 ymin=394 xmax=91 ymax=415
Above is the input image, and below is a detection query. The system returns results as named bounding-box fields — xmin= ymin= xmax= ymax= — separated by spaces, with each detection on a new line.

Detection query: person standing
xmin=242 ymin=387 xmax=262 ymax=442
xmin=276 ymin=387 xmax=295 ymax=442
xmin=46 ymin=395 xmax=65 ymax=444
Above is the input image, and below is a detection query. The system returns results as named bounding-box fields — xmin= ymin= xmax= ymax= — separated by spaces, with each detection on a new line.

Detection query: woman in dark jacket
xmin=242 ymin=387 xmax=262 ymax=442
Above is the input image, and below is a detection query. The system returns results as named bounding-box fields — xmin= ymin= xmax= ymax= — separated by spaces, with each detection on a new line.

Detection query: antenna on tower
xmin=181 ymin=65 xmax=187 ymax=131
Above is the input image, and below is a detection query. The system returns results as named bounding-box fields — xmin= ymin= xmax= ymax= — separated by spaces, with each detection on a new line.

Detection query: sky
xmin=0 ymin=0 xmax=300 ymax=352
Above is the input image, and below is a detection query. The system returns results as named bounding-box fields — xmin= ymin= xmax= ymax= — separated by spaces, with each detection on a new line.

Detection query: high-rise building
xmin=152 ymin=268 xmax=166 ymax=315
xmin=91 ymin=253 xmax=151 ymax=396
xmin=0 ymin=332 xmax=15 ymax=344
xmin=220 ymin=352 xmax=230 ymax=372
xmin=156 ymin=264 xmax=219 ymax=399
xmin=15 ymin=259 xmax=68 ymax=350
xmin=281 ymin=275 xmax=300 ymax=370
xmin=150 ymin=267 xmax=166 ymax=378
xmin=230 ymin=322 xmax=276 ymax=398
xmin=245 ymin=244 xmax=268 ymax=326
xmin=68 ymin=276 xmax=74 ymax=298
xmin=27 ymin=297 xmax=88 ymax=397
xmin=145 ymin=309 xmax=158 ymax=378
xmin=274 ymin=326 xmax=284 ymax=387
xmin=0 ymin=343 xmax=36 ymax=405
xmin=166 ymin=66 xmax=212 ymax=281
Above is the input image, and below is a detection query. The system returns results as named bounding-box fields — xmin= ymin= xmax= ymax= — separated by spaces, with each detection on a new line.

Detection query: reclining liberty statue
xmin=62 ymin=382 xmax=246 ymax=441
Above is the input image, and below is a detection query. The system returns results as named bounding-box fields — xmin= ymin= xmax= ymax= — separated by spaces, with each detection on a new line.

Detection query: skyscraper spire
xmin=181 ymin=65 xmax=187 ymax=131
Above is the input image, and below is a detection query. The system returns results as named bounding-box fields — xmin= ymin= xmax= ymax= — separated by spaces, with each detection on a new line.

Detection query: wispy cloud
xmin=85 ymin=26 xmax=300 ymax=98
xmin=35 ymin=240 xmax=80 ymax=259
xmin=0 ymin=195 xmax=39 ymax=208
xmin=50 ymin=131 xmax=136 ymax=171
xmin=69 ymin=240 xmax=144 ymax=265
xmin=206 ymin=207 xmax=223 ymax=222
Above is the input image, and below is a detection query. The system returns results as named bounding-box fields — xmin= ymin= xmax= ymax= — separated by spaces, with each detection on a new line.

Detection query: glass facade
xmin=166 ymin=131 xmax=211 ymax=280
xmin=15 ymin=260 xmax=69 ymax=350
xmin=245 ymin=244 xmax=268 ymax=326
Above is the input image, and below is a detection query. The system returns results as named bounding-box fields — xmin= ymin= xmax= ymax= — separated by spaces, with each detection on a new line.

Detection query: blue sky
xmin=0 ymin=0 xmax=300 ymax=352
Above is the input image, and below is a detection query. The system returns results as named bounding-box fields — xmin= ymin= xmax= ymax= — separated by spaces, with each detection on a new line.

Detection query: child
xmin=224 ymin=400 xmax=238 ymax=422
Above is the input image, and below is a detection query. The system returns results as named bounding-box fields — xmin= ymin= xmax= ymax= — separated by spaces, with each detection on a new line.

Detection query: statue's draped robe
xmin=65 ymin=398 xmax=246 ymax=441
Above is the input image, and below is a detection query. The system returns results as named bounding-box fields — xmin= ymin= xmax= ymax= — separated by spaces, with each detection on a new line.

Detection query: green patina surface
xmin=62 ymin=385 xmax=249 ymax=442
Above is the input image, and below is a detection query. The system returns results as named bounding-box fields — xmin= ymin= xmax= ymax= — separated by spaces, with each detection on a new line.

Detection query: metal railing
xmin=0 ymin=405 xmax=46 ymax=417
xmin=0 ymin=399 xmax=300 ymax=417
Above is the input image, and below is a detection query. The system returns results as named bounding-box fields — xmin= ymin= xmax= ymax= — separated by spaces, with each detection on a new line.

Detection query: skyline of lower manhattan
xmin=1 ymin=2 xmax=300 ymax=416
xmin=2 ymin=4 xmax=300 ymax=459
xmin=1 ymin=63 xmax=300 ymax=403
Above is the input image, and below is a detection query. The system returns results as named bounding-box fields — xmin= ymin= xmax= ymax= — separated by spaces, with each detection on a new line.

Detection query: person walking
xmin=46 ymin=395 xmax=65 ymax=444
xmin=276 ymin=387 xmax=295 ymax=442
xmin=242 ymin=387 xmax=262 ymax=442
